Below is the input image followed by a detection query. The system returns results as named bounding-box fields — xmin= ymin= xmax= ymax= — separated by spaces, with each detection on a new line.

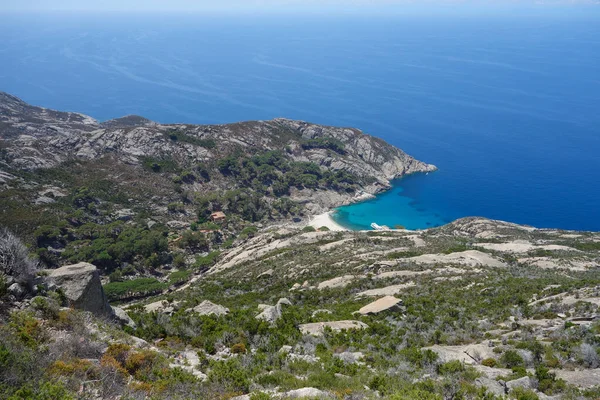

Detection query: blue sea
xmin=1 ymin=11 xmax=599 ymax=231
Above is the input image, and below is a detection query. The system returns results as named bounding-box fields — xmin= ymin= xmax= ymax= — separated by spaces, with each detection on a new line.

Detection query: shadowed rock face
xmin=46 ymin=262 xmax=112 ymax=316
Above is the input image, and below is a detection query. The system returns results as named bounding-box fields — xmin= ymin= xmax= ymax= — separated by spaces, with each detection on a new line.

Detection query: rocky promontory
xmin=0 ymin=92 xmax=435 ymax=216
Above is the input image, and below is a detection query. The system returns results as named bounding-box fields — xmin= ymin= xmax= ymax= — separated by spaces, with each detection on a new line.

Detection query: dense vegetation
xmin=215 ymin=149 xmax=359 ymax=194
xmin=0 ymin=142 xmax=368 ymax=307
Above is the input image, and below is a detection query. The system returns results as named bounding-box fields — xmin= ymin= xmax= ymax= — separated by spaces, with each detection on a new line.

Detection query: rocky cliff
xmin=0 ymin=91 xmax=434 ymax=186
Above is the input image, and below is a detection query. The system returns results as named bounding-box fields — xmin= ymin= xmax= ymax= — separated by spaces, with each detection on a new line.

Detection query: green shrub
xmin=501 ymin=350 xmax=525 ymax=368
xmin=389 ymin=389 xmax=442 ymax=400
xmin=481 ymin=358 xmax=497 ymax=368
xmin=108 ymin=270 xmax=123 ymax=283
xmin=400 ymin=347 xmax=439 ymax=368
xmin=179 ymin=170 xmax=196 ymax=184
xmin=510 ymin=387 xmax=539 ymax=400
xmin=104 ymin=343 xmax=132 ymax=365
xmin=140 ymin=156 xmax=179 ymax=173
xmin=443 ymin=243 xmax=468 ymax=254
xmin=9 ymin=311 xmax=46 ymax=347
xmin=48 ymin=359 xmax=98 ymax=380
xmin=535 ymin=364 xmax=565 ymax=395
xmin=239 ymin=226 xmax=258 ymax=239
xmin=516 ymin=340 xmax=544 ymax=364
xmin=208 ymin=359 xmax=250 ymax=393
xmin=33 ymin=225 xmax=62 ymax=247
xmin=302 ymin=226 xmax=316 ymax=233
xmin=301 ymin=137 xmax=346 ymax=154
xmin=386 ymin=250 xmax=420 ymax=259
xmin=62 ymin=224 xmax=168 ymax=272
xmin=167 ymin=202 xmax=184 ymax=213
xmin=178 ymin=230 xmax=209 ymax=251
xmin=250 ymin=393 xmax=272 ymax=400
xmin=437 ymin=360 xmax=464 ymax=375
xmin=103 ymin=278 xmax=167 ymax=301
xmin=573 ymin=242 xmax=600 ymax=251
xmin=30 ymin=297 xmax=59 ymax=320
xmin=172 ymin=253 xmax=186 ymax=268
xmin=196 ymin=164 xmax=211 ymax=181
xmin=167 ymin=130 xmax=216 ymax=149
xmin=168 ymin=270 xmax=191 ymax=285
xmin=194 ymin=251 xmax=221 ymax=271
xmin=231 ymin=343 xmax=247 ymax=354
xmin=124 ymin=349 xmax=161 ymax=378
xmin=7 ymin=381 xmax=74 ymax=400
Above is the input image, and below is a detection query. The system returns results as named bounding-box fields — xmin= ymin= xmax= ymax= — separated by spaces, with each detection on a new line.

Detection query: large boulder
xmin=145 ymin=300 xmax=179 ymax=315
xmin=506 ymin=376 xmax=533 ymax=392
xmin=358 ymin=295 xmax=403 ymax=315
xmin=8 ymin=282 xmax=26 ymax=300
xmin=190 ymin=300 xmax=229 ymax=316
xmin=46 ymin=262 xmax=111 ymax=316
xmin=112 ymin=306 xmax=137 ymax=329
xmin=475 ymin=377 xmax=506 ymax=397
xmin=256 ymin=298 xmax=292 ymax=324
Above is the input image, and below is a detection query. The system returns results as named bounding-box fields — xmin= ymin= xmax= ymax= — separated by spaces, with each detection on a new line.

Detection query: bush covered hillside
xmin=1 ymin=217 xmax=600 ymax=399
xmin=0 ymin=92 xmax=434 ymax=294
xmin=1 ymin=95 xmax=599 ymax=399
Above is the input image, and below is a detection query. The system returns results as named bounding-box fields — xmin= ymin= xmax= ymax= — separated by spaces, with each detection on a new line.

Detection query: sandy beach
xmin=308 ymin=211 xmax=347 ymax=231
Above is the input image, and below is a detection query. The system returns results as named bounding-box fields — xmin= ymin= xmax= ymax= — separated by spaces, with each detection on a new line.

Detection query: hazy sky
xmin=4 ymin=0 xmax=599 ymax=13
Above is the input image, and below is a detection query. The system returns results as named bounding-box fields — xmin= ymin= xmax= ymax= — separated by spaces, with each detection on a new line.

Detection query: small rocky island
xmin=1 ymin=93 xmax=599 ymax=400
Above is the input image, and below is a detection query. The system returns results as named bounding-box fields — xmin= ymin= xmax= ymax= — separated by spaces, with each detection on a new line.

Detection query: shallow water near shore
xmin=333 ymin=173 xmax=458 ymax=231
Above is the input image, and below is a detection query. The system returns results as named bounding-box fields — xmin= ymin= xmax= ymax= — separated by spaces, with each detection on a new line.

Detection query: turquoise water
xmin=333 ymin=173 xmax=453 ymax=231
xmin=1 ymin=12 xmax=600 ymax=230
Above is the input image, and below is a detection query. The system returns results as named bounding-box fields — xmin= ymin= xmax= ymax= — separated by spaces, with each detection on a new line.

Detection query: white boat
xmin=370 ymin=223 xmax=391 ymax=231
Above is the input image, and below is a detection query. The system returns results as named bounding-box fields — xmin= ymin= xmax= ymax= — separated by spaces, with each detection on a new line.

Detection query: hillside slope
xmin=0 ymin=91 xmax=436 ymax=302
xmin=125 ymin=217 xmax=600 ymax=399
xmin=1 ymin=217 xmax=599 ymax=399
xmin=2 ymin=92 xmax=600 ymax=400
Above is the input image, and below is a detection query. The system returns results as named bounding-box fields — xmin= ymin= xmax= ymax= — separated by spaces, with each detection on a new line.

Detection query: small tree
xmin=0 ymin=228 xmax=38 ymax=288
